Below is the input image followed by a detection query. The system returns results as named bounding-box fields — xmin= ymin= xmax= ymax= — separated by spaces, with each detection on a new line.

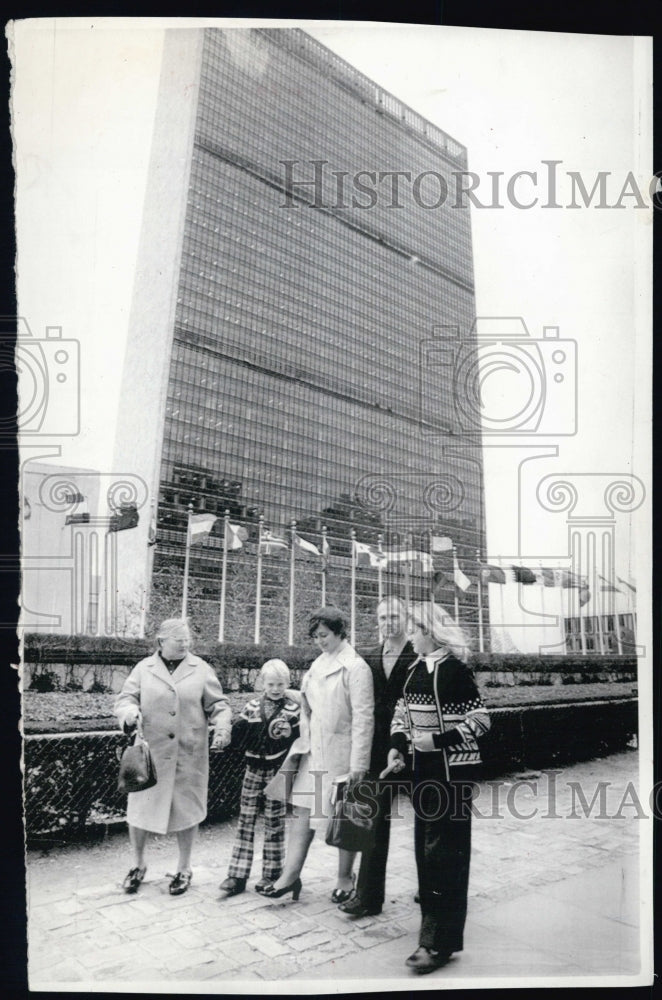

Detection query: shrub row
xmin=23 ymin=633 xmax=638 ymax=674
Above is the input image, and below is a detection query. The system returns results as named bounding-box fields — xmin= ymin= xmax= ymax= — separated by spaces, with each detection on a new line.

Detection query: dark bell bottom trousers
xmin=412 ymin=775 xmax=474 ymax=955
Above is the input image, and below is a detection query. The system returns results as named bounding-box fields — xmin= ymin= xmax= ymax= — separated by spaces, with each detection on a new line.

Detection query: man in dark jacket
xmin=338 ymin=596 xmax=417 ymax=917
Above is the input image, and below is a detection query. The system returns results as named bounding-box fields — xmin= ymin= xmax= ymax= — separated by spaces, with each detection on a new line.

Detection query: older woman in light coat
xmin=259 ymin=606 xmax=374 ymax=901
xmin=115 ymin=618 xmax=231 ymax=896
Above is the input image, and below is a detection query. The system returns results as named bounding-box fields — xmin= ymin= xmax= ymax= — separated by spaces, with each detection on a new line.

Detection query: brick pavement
xmin=27 ymin=750 xmax=649 ymax=989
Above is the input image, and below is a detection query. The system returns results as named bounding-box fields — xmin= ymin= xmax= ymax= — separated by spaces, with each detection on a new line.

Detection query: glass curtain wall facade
xmin=154 ymin=28 xmax=486 ymax=643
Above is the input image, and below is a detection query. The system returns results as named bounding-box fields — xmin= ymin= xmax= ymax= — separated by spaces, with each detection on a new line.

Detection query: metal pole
xmin=453 ymin=546 xmax=460 ymax=625
xmin=181 ymin=503 xmax=193 ymax=620
xmin=476 ymin=548 xmax=484 ymax=653
xmin=377 ymin=533 xmax=383 ymax=604
xmin=218 ymin=509 xmax=230 ymax=642
xmin=321 ymin=525 xmax=327 ymax=606
xmin=288 ymin=520 xmax=296 ymax=645
xmin=254 ymin=515 xmax=263 ymax=645
xmin=350 ymin=529 xmax=356 ymax=646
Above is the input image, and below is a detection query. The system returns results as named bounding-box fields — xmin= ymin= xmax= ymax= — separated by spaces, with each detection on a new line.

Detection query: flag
xmin=616 ymin=576 xmax=637 ymax=594
xmin=511 ymin=565 xmax=536 ymax=584
xmin=293 ymin=532 xmax=320 ymax=556
xmin=383 ymin=549 xmax=433 ymax=572
xmin=480 ymin=564 xmax=507 ymax=584
xmin=579 ymin=586 xmax=591 ymax=606
xmin=147 ymin=509 xmax=157 ymax=546
xmin=65 ymin=512 xmax=91 ymax=526
xmin=321 ymin=534 xmax=330 ymax=570
xmin=226 ymin=522 xmax=248 ymax=550
xmin=563 ymin=570 xmax=589 ymax=590
xmin=108 ymin=503 xmax=140 ymax=533
xmin=453 ymin=551 xmax=471 ymax=591
xmin=188 ymin=512 xmax=217 ymax=544
xmin=599 ymin=574 xmax=620 ymax=593
xmin=541 ymin=567 xmax=584 ymax=588
xmin=354 ymin=540 xmax=388 ymax=568
xmin=430 ymin=535 xmax=453 ymax=553
xmin=260 ymin=530 xmax=288 ymax=555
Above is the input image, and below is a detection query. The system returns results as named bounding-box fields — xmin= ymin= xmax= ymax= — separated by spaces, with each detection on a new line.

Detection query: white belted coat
xmin=268 ymin=640 xmax=374 ymax=829
xmin=115 ymin=652 xmax=231 ymax=834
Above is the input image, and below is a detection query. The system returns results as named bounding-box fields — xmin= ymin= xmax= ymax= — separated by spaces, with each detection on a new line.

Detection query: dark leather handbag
xmin=117 ymin=728 xmax=157 ymax=794
xmin=325 ymin=777 xmax=377 ymax=853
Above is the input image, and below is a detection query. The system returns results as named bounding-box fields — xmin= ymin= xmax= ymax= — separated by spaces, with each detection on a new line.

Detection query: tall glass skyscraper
xmin=115 ymin=27 xmax=486 ymax=643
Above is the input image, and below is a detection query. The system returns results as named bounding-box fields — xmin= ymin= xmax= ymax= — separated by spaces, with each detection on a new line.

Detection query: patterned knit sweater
xmin=390 ymin=653 xmax=490 ymax=780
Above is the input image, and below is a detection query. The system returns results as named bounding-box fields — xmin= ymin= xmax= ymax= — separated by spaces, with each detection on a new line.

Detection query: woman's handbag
xmin=117 ymin=728 xmax=157 ymax=794
xmin=325 ymin=776 xmax=377 ymax=853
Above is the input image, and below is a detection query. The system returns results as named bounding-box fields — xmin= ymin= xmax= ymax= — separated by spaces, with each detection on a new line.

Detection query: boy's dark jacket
xmin=230 ymin=693 xmax=300 ymax=767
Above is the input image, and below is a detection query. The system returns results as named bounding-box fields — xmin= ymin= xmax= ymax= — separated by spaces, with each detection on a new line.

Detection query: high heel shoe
xmin=331 ymin=873 xmax=355 ymax=904
xmin=257 ymin=876 xmax=302 ymax=901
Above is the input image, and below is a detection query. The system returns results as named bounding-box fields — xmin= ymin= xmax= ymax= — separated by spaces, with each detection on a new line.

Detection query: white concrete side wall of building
xmin=112 ymin=29 xmax=205 ymax=621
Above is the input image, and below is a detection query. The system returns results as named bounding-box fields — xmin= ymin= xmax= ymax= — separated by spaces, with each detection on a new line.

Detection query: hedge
xmin=23 ymin=633 xmax=638 ymax=674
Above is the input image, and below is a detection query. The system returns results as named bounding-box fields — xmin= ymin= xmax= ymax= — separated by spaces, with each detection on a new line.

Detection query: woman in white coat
xmin=260 ymin=606 xmax=374 ymax=901
xmin=115 ymin=618 xmax=232 ymax=895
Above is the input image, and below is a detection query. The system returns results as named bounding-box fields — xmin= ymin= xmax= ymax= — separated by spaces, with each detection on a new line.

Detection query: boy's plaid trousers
xmin=227 ymin=762 xmax=286 ymax=881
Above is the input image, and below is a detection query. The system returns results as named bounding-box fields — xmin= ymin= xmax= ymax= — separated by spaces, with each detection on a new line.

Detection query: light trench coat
xmin=268 ymin=640 xmax=374 ymax=829
xmin=115 ymin=652 xmax=231 ymax=835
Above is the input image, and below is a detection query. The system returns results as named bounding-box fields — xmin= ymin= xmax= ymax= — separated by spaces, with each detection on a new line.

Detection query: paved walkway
xmin=27 ymin=750 xmax=649 ymax=990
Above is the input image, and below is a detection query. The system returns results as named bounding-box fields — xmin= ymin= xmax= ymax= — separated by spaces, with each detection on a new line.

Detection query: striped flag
xmin=383 ymin=549 xmax=434 ymax=572
xmin=293 ymin=532 xmax=320 ymax=556
xmin=430 ymin=535 xmax=453 ymax=553
xmin=260 ymin=530 xmax=288 ymax=555
xmin=189 ymin=513 xmax=217 ymax=545
xmin=453 ymin=551 xmax=471 ymax=591
xmin=511 ymin=565 xmax=536 ymax=584
xmin=226 ymin=522 xmax=248 ymax=550
xmin=616 ymin=576 xmax=637 ymax=594
xmin=354 ymin=540 xmax=387 ymax=568
xmin=321 ymin=533 xmax=330 ymax=570
xmin=480 ymin=564 xmax=507 ymax=584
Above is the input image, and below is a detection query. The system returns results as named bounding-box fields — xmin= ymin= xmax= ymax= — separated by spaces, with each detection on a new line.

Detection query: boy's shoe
xmin=255 ymin=877 xmax=277 ymax=892
xmin=219 ymin=876 xmax=247 ymax=897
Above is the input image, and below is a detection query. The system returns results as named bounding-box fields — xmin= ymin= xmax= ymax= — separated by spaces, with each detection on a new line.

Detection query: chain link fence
xmin=24 ymin=732 xmax=245 ymax=843
xmin=23 ymin=696 xmax=637 ymax=842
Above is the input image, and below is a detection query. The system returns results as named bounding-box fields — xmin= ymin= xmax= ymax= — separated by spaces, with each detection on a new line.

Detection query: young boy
xmin=219 ymin=659 xmax=300 ymax=897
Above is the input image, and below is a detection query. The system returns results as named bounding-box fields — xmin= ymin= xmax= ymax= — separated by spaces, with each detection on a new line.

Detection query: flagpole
xmin=427 ymin=531 xmax=434 ymax=614
xmin=218 ymin=509 xmax=230 ymax=643
xmin=404 ymin=533 xmax=411 ymax=615
xmin=614 ymin=589 xmax=624 ymax=655
xmin=377 ymin=533 xmax=383 ymax=604
xmin=476 ymin=549 xmax=484 ymax=653
xmin=139 ymin=497 xmax=156 ymax=639
xmin=254 ymin=515 xmax=263 ymax=645
xmin=182 ymin=502 xmax=193 ymax=620
xmin=350 ymin=529 xmax=356 ymax=646
xmin=288 ymin=520 xmax=296 ymax=646
xmin=453 ymin=546 xmax=460 ymax=625
xmin=321 ymin=526 xmax=328 ymax=606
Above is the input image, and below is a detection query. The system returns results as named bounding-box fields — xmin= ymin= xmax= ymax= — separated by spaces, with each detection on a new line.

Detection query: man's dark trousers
xmin=354 ymin=640 xmax=417 ymax=911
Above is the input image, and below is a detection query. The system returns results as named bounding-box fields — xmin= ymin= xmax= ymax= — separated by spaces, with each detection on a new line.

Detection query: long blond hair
xmin=409 ymin=602 xmax=469 ymax=663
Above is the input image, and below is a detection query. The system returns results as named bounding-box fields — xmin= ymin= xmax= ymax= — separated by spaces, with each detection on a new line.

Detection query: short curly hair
xmin=307 ymin=606 xmax=349 ymax=639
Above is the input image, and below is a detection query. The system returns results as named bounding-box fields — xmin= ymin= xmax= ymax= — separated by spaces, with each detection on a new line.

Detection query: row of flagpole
xmin=172 ymin=507 xmax=637 ymax=650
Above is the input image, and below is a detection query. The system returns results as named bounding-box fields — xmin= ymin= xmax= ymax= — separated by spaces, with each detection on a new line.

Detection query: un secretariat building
xmin=114 ymin=27 xmax=486 ymax=642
